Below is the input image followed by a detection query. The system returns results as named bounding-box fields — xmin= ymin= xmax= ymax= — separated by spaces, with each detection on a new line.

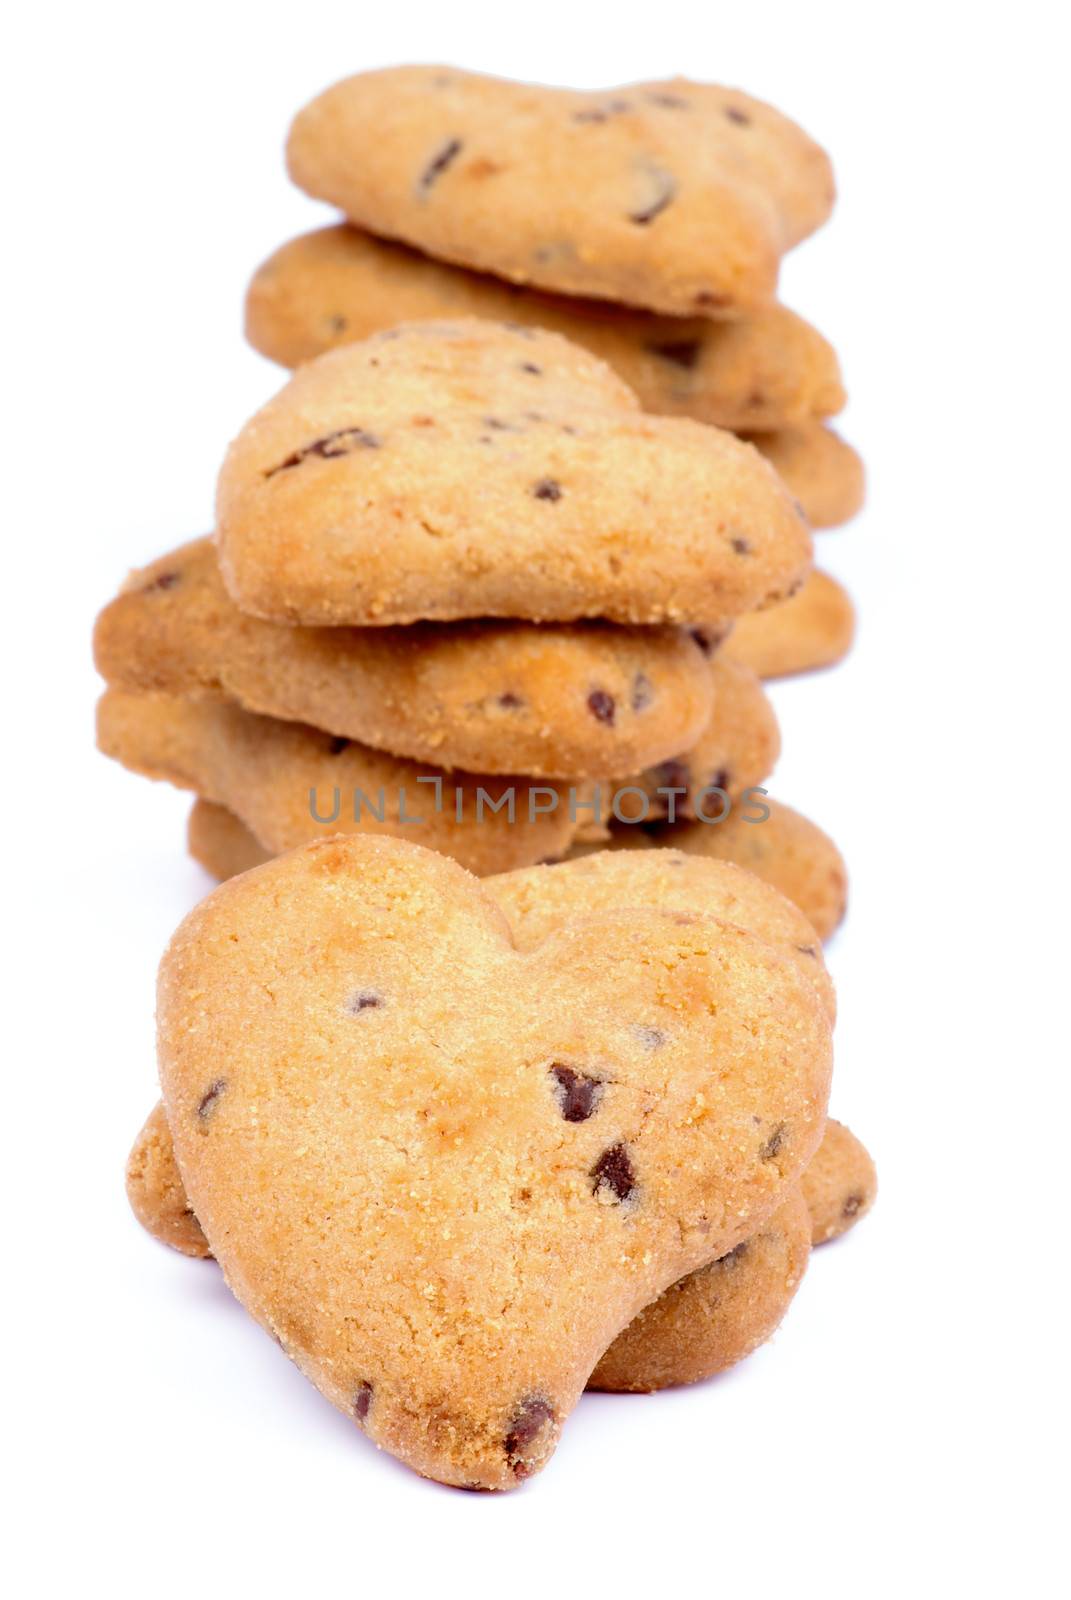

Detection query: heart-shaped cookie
xmin=244 ymin=224 xmax=845 ymax=433
xmin=159 ymin=835 xmax=831 ymax=1486
xmin=286 ymin=69 xmax=834 ymax=316
xmin=93 ymin=536 xmax=715 ymax=780
xmin=215 ymin=319 xmax=811 ymax=627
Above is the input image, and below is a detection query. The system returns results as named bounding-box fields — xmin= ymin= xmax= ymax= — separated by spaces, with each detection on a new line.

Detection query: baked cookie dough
xmin=94 ymin=537 xmax=714 ymax=780
xmin=748 ymin=422 xmax=865 ymax=529
xmin=801 ymin=1118 xmax=877 ymax=1243
xmin=216 ymin=319 xmax=812 ymax=627
xmin=246 ymin=224 xmax=845 ymax=431
xmin=723 ymin=569 xmax=856 ymax=678
xmin=157 ymin=833 xmax=833 ymax=1486
xmin=627 ymin=656 xmax=780 ymax=823
xmin=660 ymin=799 xmax=848 ymax=940
xmin=286 ymin=67 xmax=834 ymax=317
xmin=96 ymin=688 xmax=576 ymax=877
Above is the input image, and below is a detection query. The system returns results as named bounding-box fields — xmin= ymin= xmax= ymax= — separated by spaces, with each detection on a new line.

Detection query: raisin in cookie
xmin=216 ymin=319 xmax=811 ymax=627
xmin=246 ymin=224 xmax=845 ymax=431
xmin=94 ymin=537 xmax=714 ymax=780
xmin=286 ymin=68 xmax=834 ymax=317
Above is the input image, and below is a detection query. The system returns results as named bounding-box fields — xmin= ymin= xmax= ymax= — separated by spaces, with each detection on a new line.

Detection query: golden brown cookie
xmin=188 ymin=799 xmax=269 ymax=882
xmin=621 ymin=656 xmax=780 ymax=824
xmin=216 ymin=319 xmax=812 ymax=627
xmin=588 ymin=1187 xmax=812 ymax=1391
xmin=723 ymin=569 xmax=856 ymax=678
xmin=662 ymin=800 xmax=849 ymax=940
xmin=94 ymin=537 xmax=714 ymax=780
xmin=96 ymin=689 xmax=576 ymax=876
xmin=125 ymin=1101 xmax=210 ymax=1259
xmin=287 ymin=69 xmax=834 ymax=318
xmin=127 ymin=1119 xmax=814 ymax=1393
xmin=132 ymin=839 xmax=840 ymax=1277
xmin=800 ymin=1119 xmax=877 ymax=1243
xmin=157 ymin=834 xmax=833 ymax=1486
xmin=246 ymin=225 xmax=845 ymax=431
xmin=748 ymin=422 xmax=865 ymax=529
xmin=566 ymin=798 xmax=847 ymax=941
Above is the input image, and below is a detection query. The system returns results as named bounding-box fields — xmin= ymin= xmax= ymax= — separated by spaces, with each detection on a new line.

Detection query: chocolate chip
xmin=497 ymin=691 xmax=525 ymax=709
xmin=731 ymin=536 xmax=752 ymax=555
xmin=520 ymin=362 xmax=543 ymax=375
xmin=688 ymin=627 xmax=719 ymax=656
xmin=549 ymin=1064 xmax=604 ymax=1122
xmin=483 ymin=416 xmax=513 ymax=430
xmin=327 ymin=736 xmax=350 ymax=755
xmin=587 ymin=689 xmax=616 ymax=725
xmin=720 ymin=1241 xmax=749 ymax=1265
xmin=648 ymin=92 xmax=689 ymax=109
xmin=573 ymin=108 xmax=609 ymax=124
xmin=328 ymin=314 xmax=349 ymax=334
xmin=631 ymin=672 xmax=653 ymax=712
xmin=631 ymin=1025 xmax=666 ymax=1051
xmin=649 ymin=339 xmax=701 ymax=370
xmin=196 ymin=1079 xmax=227 ymax=1122
xmin=353 ymin=1381 xmax=373 ymax=1423
xmin=710 ymin=767 xmax=730 ymax=793
xmin=266 ymin=427 xmax=380 ymax=477
xmin=725 ymin=106 xmax=751 ymax=125
xmin=760 ymin=1123 xmax=787 ymax=1161
xmin=591 ymin=1143 xmax=636 ymax=1203
xmin=348 ymin=989 xmax=382 ymax=1014
xmin=654 ymin=759 xmax=691 ymax=792
xmin=504 ymin=1394 xmax=556 ymax=1477
xmin=419 ymin=137 xmax=463 ymax=190
xmin=796 ymin=944 xmax=819 ymax=958
xmin=142 ymin=570 xmax=180 ymax=593
xmin=842 ymin=1193 xmax=863 ymax=1217
xmin=694 ymin=290 xmax=733 ymax=310
xmin=532 ymin=477 xmax=562 ymax=501
xmin=629 ymin=169 xmax=676 ymax=226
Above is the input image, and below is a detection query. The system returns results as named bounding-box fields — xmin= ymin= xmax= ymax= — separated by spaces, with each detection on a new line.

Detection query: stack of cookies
xmin=250 ymin=65 xmax=864 ymax=680
xmin=97 ymin=67 xmax=875 ymax=1487
xmin=94 ymin=316 xmax=846 ymax=933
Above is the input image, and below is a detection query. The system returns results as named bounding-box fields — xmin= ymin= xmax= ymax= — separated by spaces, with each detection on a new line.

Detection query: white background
xmin=3 ymin=2 xmax=1067 ymax=1595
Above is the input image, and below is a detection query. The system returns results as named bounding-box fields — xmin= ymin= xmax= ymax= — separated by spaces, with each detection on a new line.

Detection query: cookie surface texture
xmin=723 ymin=569 xmax=855 ymax=678
xmin=749 ymin=422 xmax=864 ymax=529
